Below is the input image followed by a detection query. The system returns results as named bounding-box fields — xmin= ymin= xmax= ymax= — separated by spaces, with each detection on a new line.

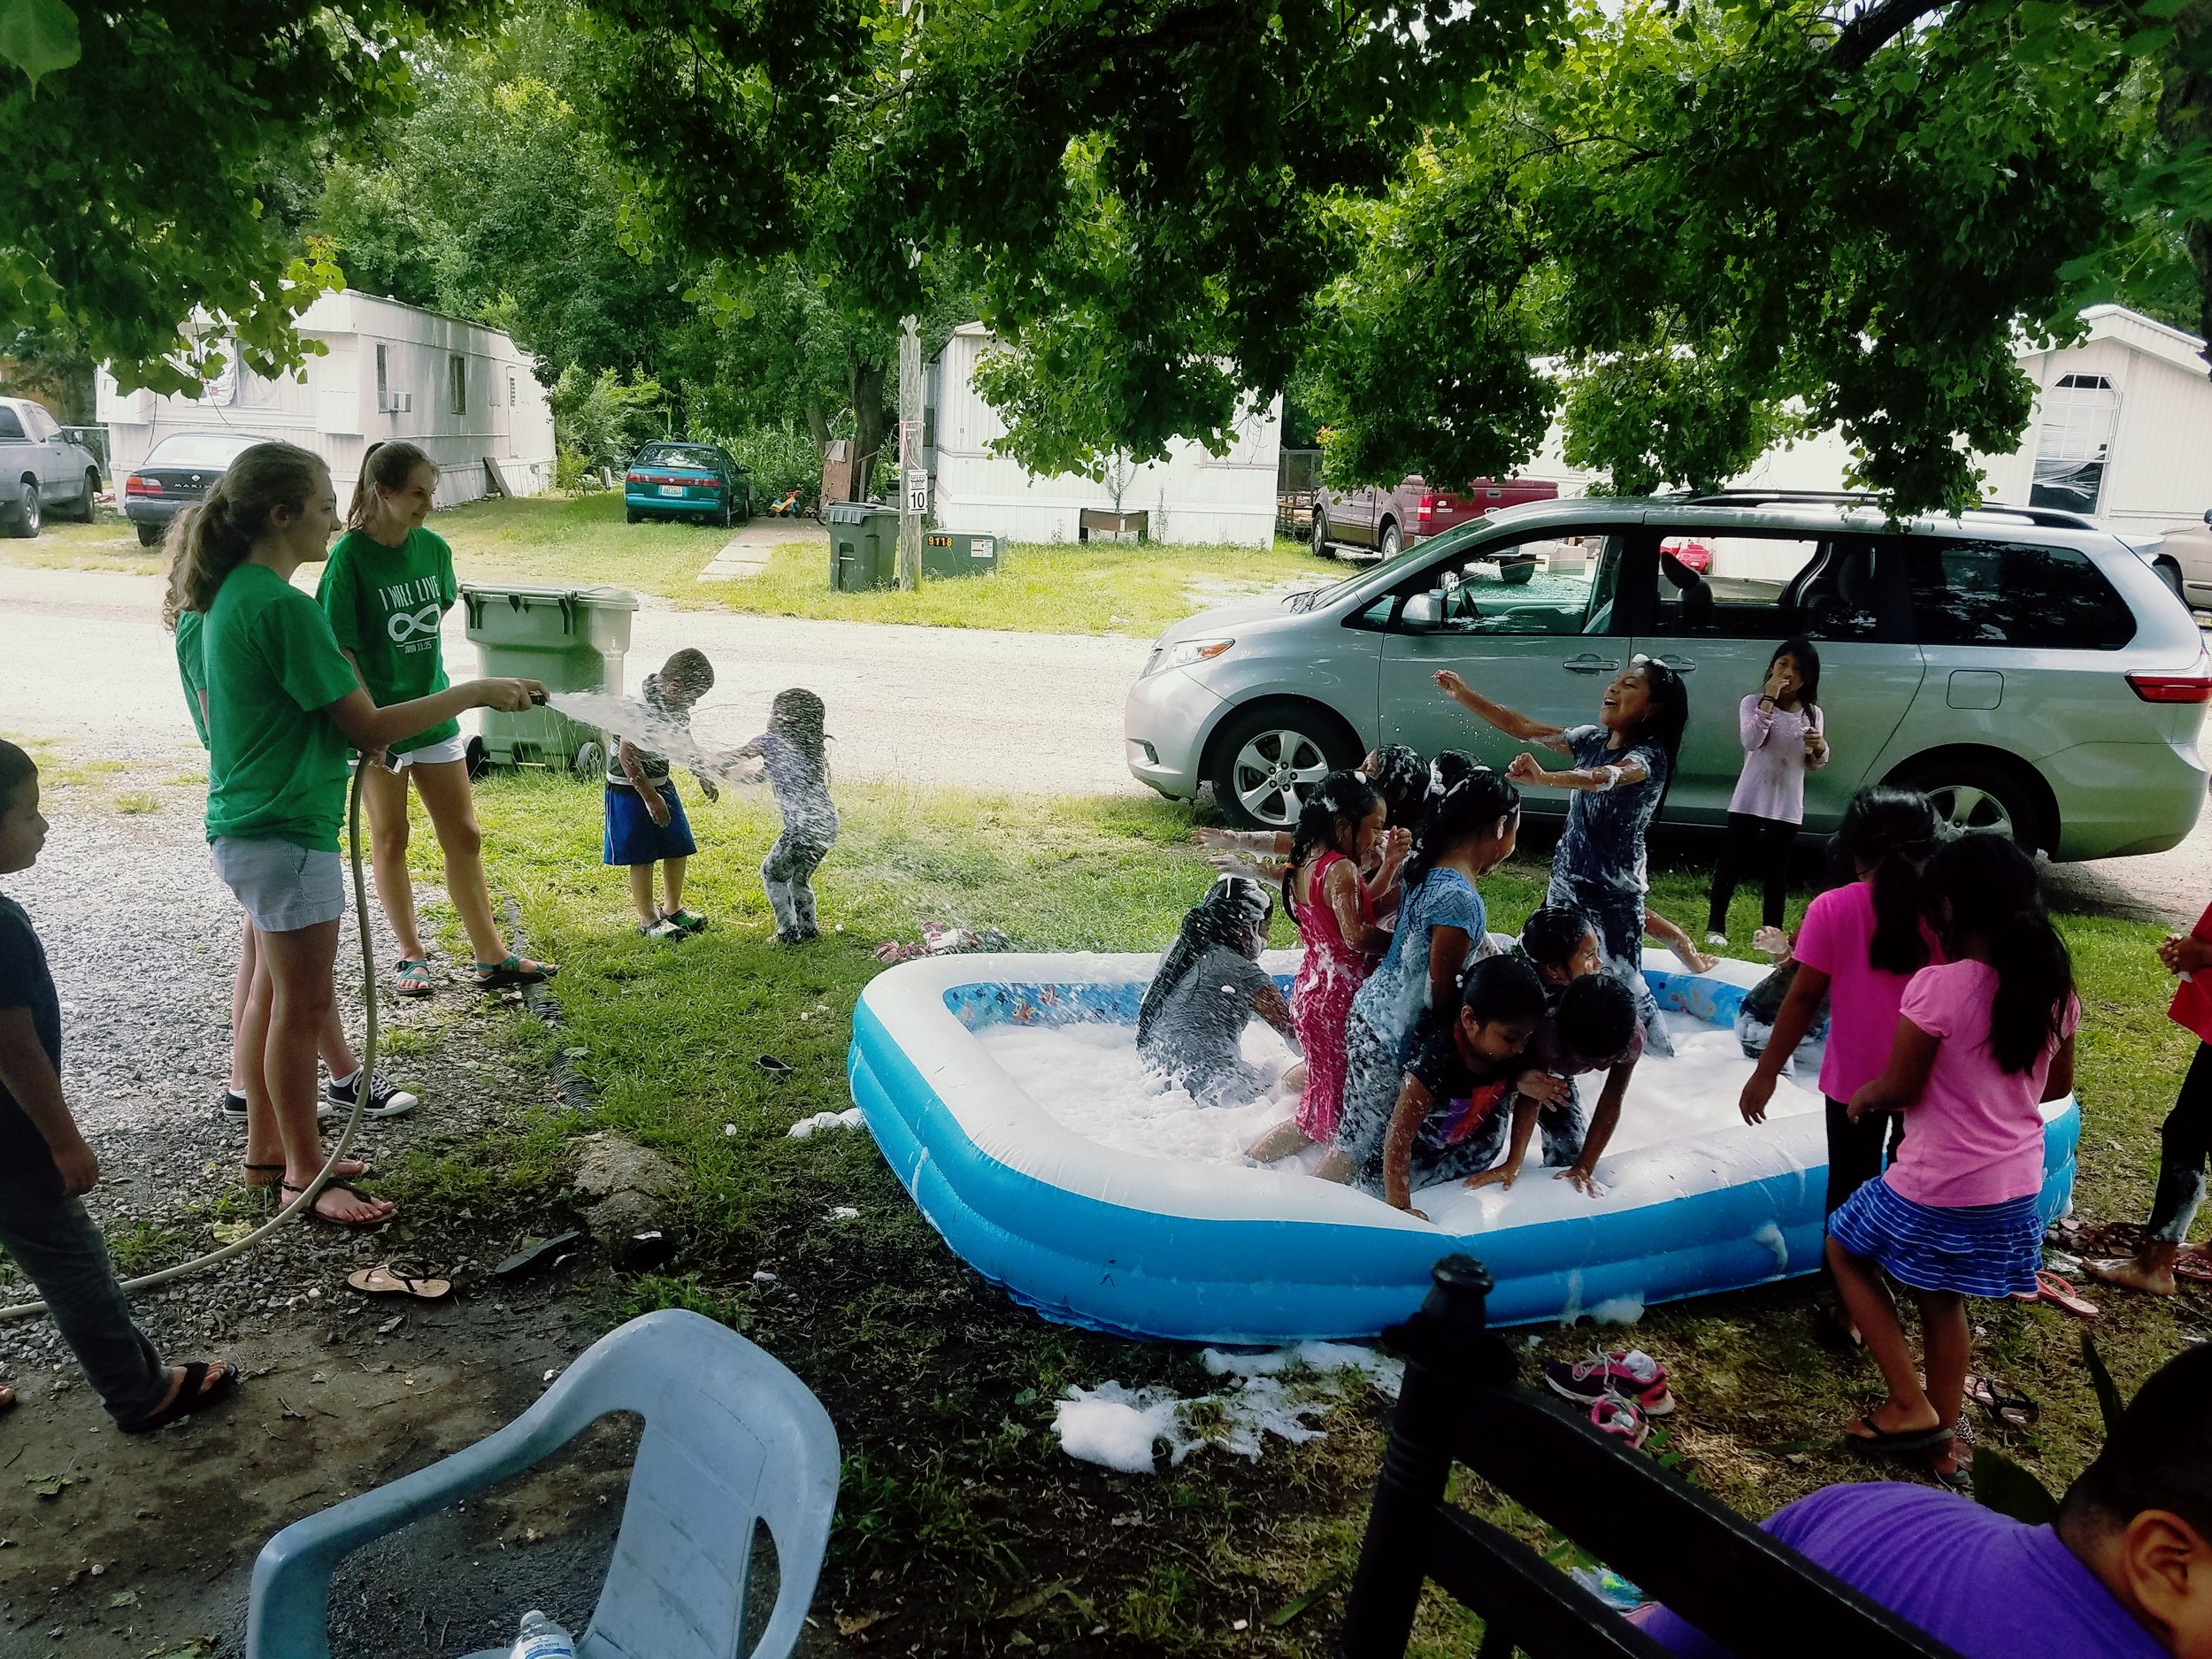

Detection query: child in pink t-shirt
xmin=1740 ymin=787 xmax=1944 ymax=1214
xmin=1828 ymin=833 xmax=2078 ymax=1489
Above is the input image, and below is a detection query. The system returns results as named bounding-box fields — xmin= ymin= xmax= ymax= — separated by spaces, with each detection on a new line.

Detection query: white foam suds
xmin=976 ymin=1008 xmax=1819 ymax=1175
xmin=788 ymin=1107 xmax=865 ymax=1139
xmin=1754 ymin=1220 xmax=1790 ymax=1273
xmin=1052 ymin=1346 xmax=1401 ymax=1474
xmin=1588 ymin=1294 xmax=1646 ymax=1325
xmin=541 ymin=690 xmax=770 ymax=785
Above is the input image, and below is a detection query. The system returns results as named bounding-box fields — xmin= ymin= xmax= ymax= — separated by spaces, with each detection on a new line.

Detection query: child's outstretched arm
xmin=1506 ymin=750 xmax=1648 ymax=792
xmin=1740 ymin=963 xmax=1830 ymax=1123
xmin=618 ymin=741 xmax=671 ymax=828
xmin=1380 ymin=1076 xmax=1438 ymax=1218
xmin=1644 ymin=907 xmax=1717 ymax=973
xmin=1560 ymin=1056 xmax=1635 ymax=1196
xmin=1433 ymin=670 xmax=1571 ymax=752
xmin=0 ymin=1009 xmax=96 ymax=1195
xmin=1365 ymin=826 xmax=1413 ymax=918
xmin=1251 ymin=979 xmax=1300 ymax=1048
xmin=325 ymin=679 xmax=541 ymax=754
xmin=1846 ymin=1019 xmax=1939 ymax=1121
xmin=1466 ymin=1071 xmax=1570 ymax=1191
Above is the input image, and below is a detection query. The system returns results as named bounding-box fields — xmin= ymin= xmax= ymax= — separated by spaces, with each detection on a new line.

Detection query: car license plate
xmin=657 ymin=484 xmax=686 ymax=497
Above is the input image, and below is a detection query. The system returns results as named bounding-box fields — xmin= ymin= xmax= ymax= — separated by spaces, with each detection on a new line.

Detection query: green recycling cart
xmin=460 ymin=582 xmax=638 ymax=775
xmin=826 ymin=503 xmax=898 ymax=591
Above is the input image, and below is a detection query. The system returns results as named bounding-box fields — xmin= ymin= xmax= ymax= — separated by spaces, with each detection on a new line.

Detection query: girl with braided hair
xmin=1136 ymin=875 xmax=1299 ymax=1103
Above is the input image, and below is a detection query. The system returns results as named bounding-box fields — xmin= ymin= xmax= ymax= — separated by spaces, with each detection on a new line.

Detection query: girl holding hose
xmin=180 ymin=443 xmax=541 ymax=1227
xmin=319 ymin=442 xmax=557 ymax=996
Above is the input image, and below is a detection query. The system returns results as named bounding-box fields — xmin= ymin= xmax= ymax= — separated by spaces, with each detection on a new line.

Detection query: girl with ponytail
xmin=1827 ymin=832 xmax=2078 ymax=1486
xmin=1248 ymin=772 xmax=1406 ymax=1164
xmin=319 ymin=442 xmax=556 ymax=995
xmin=191 ymin=442 xmax=544 ymax=1227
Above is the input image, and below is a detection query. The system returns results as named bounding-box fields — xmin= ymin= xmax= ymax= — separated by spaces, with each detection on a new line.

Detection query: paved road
xmin=5 ymin=561 xmax=2208 ymax=922
xmin=0 ymin=563 xmax=1148 ymax=796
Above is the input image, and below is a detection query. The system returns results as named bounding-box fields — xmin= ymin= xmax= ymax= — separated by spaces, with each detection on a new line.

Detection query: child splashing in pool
xmin=733 ymin=687 xmax=839 ymax=943
xmin=1434 ymin=658 xmax=1688 ymax=1057
xmin=1828 ymin=833 xmax=2077 ymax=1489
xmin=606 ymin=649 xmax=721 ymax=939
xmin=1247 ymin=772 xmax=1409 ymax=1165
xmin=1193 ymin=742 xmax=1428 ymax=884
xmin=1339 ymin=954 xmax=1551 ymax=1217
xmin=1136 ymin=876 xmax=1298 ymax=1103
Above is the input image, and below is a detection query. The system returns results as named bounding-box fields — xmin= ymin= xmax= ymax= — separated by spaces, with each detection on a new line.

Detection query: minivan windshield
xmin=1290 ymin=518 xmax=1492 ymax=610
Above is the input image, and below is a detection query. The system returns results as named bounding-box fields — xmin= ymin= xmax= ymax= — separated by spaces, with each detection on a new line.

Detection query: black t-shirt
xmin=1138 ymin=944 xmax=1274 ymax=1088
xmin=0 ymin=895 xmax=62 ymax=1169
xmin=1401 ymin=1012 xmax=1522 ymax=1152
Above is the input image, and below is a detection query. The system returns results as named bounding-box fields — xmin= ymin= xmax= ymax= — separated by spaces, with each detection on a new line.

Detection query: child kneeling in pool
xmin=1137 ymin=876 xmax=1298 ymax=1103
xmin=1333 ymin=954 xmax=1550 ymax=1217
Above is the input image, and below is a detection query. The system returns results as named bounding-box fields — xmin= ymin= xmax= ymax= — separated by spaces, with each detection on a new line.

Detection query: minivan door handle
xmin=1563 ymin=654 xmax=1619 ymax=674
xmin=1650 ymin=654 xmax=1697 ymax=673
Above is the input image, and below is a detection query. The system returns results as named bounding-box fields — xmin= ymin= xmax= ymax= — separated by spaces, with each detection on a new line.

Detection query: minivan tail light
xmin=2126 ymin=672 xmax=2212 ymax=703
xmin=124 ymin=474 xmax=161 ymax=495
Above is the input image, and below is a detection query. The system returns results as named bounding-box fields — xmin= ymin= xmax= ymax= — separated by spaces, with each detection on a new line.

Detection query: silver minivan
xmin=1124 ymin=494 xmax=2212 ymax=856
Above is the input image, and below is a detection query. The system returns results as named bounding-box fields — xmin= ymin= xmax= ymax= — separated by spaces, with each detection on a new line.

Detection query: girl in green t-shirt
xmin=179 ymin=442 xmax=541 ymax=1228
xmin=320 ymin=442 xmax=557 ymax=997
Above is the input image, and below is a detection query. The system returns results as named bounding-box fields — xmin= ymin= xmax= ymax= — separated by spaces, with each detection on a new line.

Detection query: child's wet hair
xmin=1833 ymin=786 xmax=1943 ymax=976
xmin=653 ymin=649 xmax=717 ymax=703
xmin=1920 ymin=832 xmax=2072 ymax=1075
xmin=1519 ymin=906 xmax=1595 ymax=969
xmin=1426 ymin=749 xmax=1478 ymax=802
xmin=1138 ymin=874 xmax=1274 ymax=1045
xmin=2062 ymin=1341 xmax=2212 ymax=1541
xmin=1364 ymin=744 xmax=1428 ymax=829
xmin=1281 ymin=769 xmax=1380 ymax=915
xmin=0 ymin=739 xmax=34 ymax=810
xmin=166 ymin=441 xmax=326 ymax=618
xmin=1624 ymin=658 xmax=1690 ymax=813
xmin=1460 ymin=952 xmax=1545 ymax=1025
xmin=1404 ymin=765 xmax=1520 ymax=892
xmin=1557 ymin=972 xmax=1636 ymax=1064
xmin=347 ymin=440 xmax=436 ymax=530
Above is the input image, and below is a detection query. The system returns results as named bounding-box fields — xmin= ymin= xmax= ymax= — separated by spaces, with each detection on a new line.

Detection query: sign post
xmin=895 ymin=317 xmax=924 ymax=591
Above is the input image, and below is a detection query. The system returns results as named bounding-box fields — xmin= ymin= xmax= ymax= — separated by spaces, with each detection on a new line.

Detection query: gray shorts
xmin=212 ymin=837 xmax=346 ymax=933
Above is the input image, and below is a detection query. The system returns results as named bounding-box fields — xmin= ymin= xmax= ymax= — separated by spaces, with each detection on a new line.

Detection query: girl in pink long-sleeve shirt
xmin=1705 ymin=637 xmax=1829 ymax=943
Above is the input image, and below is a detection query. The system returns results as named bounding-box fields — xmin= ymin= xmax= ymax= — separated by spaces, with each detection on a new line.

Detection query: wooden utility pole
xmin=896 ymin=316 xmax=924 ymax=591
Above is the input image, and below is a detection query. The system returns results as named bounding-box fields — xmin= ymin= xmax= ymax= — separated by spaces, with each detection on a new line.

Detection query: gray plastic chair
xmin=245 ymin=1309 xmax=839 ymax=1659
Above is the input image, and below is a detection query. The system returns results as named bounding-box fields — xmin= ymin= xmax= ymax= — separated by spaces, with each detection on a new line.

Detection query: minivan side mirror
xmin=1402 ymin=590 xmax=1442 ymax=629
xmin=2202 ymin=509 xmax=2211 ymax=527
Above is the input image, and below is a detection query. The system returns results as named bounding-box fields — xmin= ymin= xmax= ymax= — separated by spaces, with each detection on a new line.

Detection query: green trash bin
xmin=923 ymin=529 xmax=1002 ymax=580
xmin=460 ymin=582 xmax=639 ymax=774
xmin=826 ymin=503 xmax=898 ymax=591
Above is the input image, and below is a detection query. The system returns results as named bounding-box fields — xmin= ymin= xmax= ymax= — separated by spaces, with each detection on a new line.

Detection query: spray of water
xmin=543 ymin=690 xmax=765 ymax=786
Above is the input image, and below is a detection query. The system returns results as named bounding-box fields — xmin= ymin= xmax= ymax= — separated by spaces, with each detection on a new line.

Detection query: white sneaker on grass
xmin=324 ymin=1069 xmax=418 ymax=1119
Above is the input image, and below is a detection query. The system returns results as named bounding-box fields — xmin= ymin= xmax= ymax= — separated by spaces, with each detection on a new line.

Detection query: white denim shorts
xmin=211 ymin=837 xmax=346 ymax=933
xmin=389 ymin=733 xmax=469 ymax=769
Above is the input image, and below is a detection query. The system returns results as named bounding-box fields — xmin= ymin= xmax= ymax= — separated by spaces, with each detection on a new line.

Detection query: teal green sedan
xmin=624 ymin=441 xmax=751 ymax=526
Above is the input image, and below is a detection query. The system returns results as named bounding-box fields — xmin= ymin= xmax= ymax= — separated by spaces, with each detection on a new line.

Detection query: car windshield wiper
xmin=1285 ymin=588 xmax=1325 ymax=613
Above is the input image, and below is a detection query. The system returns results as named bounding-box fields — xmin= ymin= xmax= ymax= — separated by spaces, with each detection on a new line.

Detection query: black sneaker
xmin=223 ymin=1087 xmax=341 ymax=1122
xmin=325 ymin=1069 xmax=419 ymax=1120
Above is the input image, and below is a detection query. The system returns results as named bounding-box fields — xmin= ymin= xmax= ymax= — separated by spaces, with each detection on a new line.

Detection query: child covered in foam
xmin=1134 ymin=875 xmax=1301 ymax=1105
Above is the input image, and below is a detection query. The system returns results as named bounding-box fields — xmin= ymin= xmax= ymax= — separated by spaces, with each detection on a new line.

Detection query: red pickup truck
xmin=1311 ymin=475 xmax=1560 ymax=580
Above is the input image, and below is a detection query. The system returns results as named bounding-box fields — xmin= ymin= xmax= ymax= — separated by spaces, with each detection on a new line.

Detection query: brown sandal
xmin=250 ymin=1157 xmax=373 ymax=1189
xmin=282 ymin=1180 xmax=393 ymax=1229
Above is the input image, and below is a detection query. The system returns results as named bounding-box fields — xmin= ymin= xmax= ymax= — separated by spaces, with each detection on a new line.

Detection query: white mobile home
xmin=1519 ymin=305 xmax=2212 ymax=536
xmin=929 ymin=324 xmax=1282 ymax=548
xmin=97 ymin=290 xmax=556 ymax=506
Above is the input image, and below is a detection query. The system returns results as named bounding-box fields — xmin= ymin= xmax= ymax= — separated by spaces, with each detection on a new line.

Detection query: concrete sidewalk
xmin=698 ymin=516 xmax=826 ymax=582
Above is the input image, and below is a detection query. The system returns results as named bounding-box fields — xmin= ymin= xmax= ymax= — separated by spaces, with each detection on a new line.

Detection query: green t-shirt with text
xmin=317 ymin=526 xmax=459 ymax=754
xmin=204 ymin=563 xmax=361 ymax=852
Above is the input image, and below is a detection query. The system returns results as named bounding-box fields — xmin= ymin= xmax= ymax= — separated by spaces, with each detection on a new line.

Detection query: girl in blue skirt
xmin=1829 ymin=833 xmax=2078 ymax=1487
xmin=606 ymin=649 xmax=720 ymax=938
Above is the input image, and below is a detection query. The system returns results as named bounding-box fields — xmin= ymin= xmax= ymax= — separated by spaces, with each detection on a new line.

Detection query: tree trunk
xmin=805 ymin=401 xmax=832 ymax=455
xmin=850 ymin=361 xmax=887 ymax=499
xmin=2166 ymin=3 xmax=2212 ymax=369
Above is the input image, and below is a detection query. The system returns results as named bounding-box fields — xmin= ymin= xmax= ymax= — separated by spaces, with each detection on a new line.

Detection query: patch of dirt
xmin=0 ymin=783 xmax=629 ymax=1656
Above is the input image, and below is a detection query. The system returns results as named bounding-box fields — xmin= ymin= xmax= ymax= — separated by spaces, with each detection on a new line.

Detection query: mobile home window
xmin=2027 ymin=372 xmax=2118 ymax=514
xmin=508 ymin=373 xmax=517 ymax=408
xmin=376 ymin=344 xmax=389 ymax=412
xmin=449 ymin=355 xmax=466 ymax=416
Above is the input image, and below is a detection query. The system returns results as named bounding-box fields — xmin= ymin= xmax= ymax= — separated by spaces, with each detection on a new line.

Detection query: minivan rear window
xmin=1906 ymin=540 xmax=2135 ymax=650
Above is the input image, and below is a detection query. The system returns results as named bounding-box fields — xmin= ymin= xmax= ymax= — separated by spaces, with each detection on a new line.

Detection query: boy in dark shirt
xmin=1339 ymin=954 xmax=1549 ymax=1216
xmin=0 ymin=741 xmax=238 ymax=1431
xmin=1466 ymin=969 xmax=1641 ymax=1193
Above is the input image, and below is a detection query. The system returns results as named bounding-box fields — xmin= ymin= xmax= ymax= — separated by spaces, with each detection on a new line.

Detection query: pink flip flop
xmin=2033 ymin=1270 xmax=2099 ymax=1318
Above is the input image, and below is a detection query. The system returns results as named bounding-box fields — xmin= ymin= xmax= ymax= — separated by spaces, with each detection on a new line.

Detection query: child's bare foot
xmin=119 ymin=1361 xmax=239 ymax=1435
xmin=283 ymin=1180 xmax=396 ymax=1227
xmin=2084 ymin=1253 xmax=2179 ymax=1296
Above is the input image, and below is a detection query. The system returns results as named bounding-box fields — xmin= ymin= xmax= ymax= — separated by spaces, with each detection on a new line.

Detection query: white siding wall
xmin=930 ymin=327 xmax=1282 ymax=547
xmin=97 ymin=289 xmax=557 ymax=506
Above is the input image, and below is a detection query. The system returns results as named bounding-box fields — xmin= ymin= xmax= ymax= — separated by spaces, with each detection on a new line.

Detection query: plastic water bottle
xmin=510 ymin=1610 xmax=576 ymax=1659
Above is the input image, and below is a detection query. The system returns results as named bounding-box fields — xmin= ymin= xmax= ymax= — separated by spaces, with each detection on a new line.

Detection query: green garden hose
xmin=0 ymin=757 xmax=382 ymax=1321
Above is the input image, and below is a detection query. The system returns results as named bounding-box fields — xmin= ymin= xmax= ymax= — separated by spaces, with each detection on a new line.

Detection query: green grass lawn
xmin=6 ymin=493 xmax=1330 ymax=639
xmin=442 ymin=771 xmax=2208 ymax=1655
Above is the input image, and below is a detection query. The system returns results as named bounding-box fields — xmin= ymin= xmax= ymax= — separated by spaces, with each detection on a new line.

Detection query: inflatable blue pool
xmin=848 ymin=950 xmax=2079 ymax=1343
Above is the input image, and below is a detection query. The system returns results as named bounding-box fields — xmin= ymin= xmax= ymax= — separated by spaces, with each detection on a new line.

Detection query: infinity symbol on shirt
xmin=386 ymin=604 xmax=442 ymax=642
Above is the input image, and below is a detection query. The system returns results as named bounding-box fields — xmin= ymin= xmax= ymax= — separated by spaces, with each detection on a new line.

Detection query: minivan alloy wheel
xmin=1924 ymin=780 xmax=2016 ymax=841
xmin=1230 ymin=728 xmax=1332 ymax=826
